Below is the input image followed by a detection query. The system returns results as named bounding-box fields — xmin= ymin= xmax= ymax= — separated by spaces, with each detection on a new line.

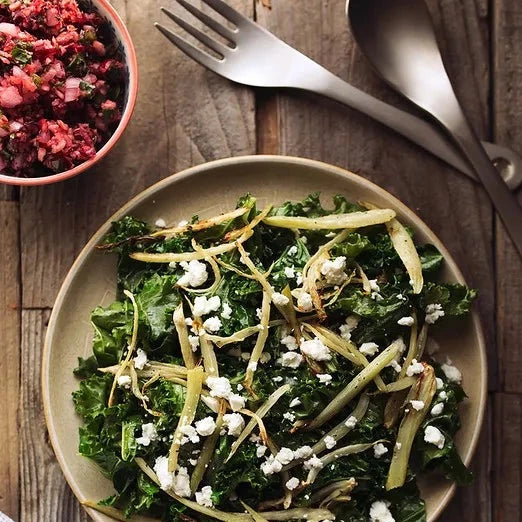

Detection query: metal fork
xmin=155 ymin=0 xmax=522 ymax=189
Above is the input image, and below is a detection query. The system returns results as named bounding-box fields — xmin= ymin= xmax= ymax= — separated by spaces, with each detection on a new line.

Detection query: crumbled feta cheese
xmin=259 ymin=352 xmax=272 ymax=364
xmin=180 ymin=425 xmax=200 ymax=444
xmin=289 ymin=398 xmax=301 ymax=408
xmin=324 ymin=436 xmax=336 ymax=449
xmin=297 ymin=291 xmax=313 ymax=312
xmin=256 ymin=308 xmax=263 ymax=320
xmin=168 ymin=261 xmax=177 ymax=269
xmin=284 ymin=266 xmax=296 ymax=278
xmin=188 ymin=335 xmax=200 ymax=352
xmin=228 ymin=393 xmax=246 ymax=412
xmin=249 ymin=433 xmax=261 ymax=443
xmin=261 ymin=455 xmax=283 ymax=475
xmin=288 ymin=246 xmax=298 ymax=256
xmin=388 ymin=359 xmax=402 ymax=373
xmin=177 ymin=260 xmax=209 ymax=288
xmin=296 ymin=272 xmax=303 ymax=285
xmin=373 ymin=443 xmax=388 ymax=458
xmin=272 ymin=292 xmax=290 ymax=306
xmin=339 ymin=315 xmax=359 ymax=340
xmin=410 ymin=400 xmax=425 ymax=411
xmin=280 ymin=351 xmax=304 ymax=369
xmin=395 ymin=336 xmax=407 ymax=353
xmin=203 ymin=316 xmax=222 ymax=333
xmin=189 ymin=458 xmax=198 ymax=466
xmin=275 ymin=447 xmax=294 ymax=465
xmin=345 ymin=416 xmax=358 ymax=429
xmin=303 ymin=455 xmax=323 ymax=470
xmin=359 ymin=342 xmax=380 ymax=357
xmin=406 ymin=359 xmax=424 ymax=376
xmin=286 ymin=477 xmax=300 ymax=491
xmin=193 ymin=295 xmax=221 ymax=317
xmin=425 ymin=303 xmax=445 ymax=324
xmin=370 ymin=500 xmax=395 ymax=522
xmin=436 ymin=377 xmax=444 ymax=390
xmin=273 ymin=376 xmax=283 ymax=383
xmin=247 ymin=361 xmax=258 ymax=372
xmin=221 ymin=302 xmax=232 ymax=320
xmin=223 ymin=413 xmax=245 ymax=437
xmin=283 ymin=412 xmax=296 ymax=422
xmin=117 ymin=375 xmax=131 ymax=388
xmin=195 ymin=416 xmax=216 ymax=437
xmin=441 ymin=360 xmax=462 ymax=384
xmin=133 ymin=348 xmax=148 ymax=370
xmin=397 ymin=316 xmax=415 ymax=326
xmin=424 ymin=425 xmax=445 ymax=449
xmin=369 ymin=279 xmax=383 ymax=301
xmin=431 ymin=403 xmax=444 ymax=416
xmin=256 ymin=445 xmax=267 ymax=458
xmin=136 ymin=423 xmax=158 ymax=446
xmin=195 ymin=486 xmax=213 ymax=507
xmin=153 ymin=458 xmax=191 ymax=497
xmin=397 ymin=293 xmax=407 ymax=301
xmin=241 ymin=352 xmax=251 ymax=361
xmin=321 ymin=256 xmax=347 ymax=285
xmin=155 ymin=218 xmax=166 ymax=228
xmin=281 ymin=335 xmax=298 ymax=351
xmin=317 ymin=373 xmax=333 ymax=385
xmin=300 ymin=337 xmax=331 ymax=361
xmin=206 ymin=376 xmax=232 ymax=398
xmin=294 ymin=445 xmax=313 ymax=459
xmin=439 ymin=391 xmax=448 ymax=401
xmin=178 ymin=219 xmax=189 ymax=227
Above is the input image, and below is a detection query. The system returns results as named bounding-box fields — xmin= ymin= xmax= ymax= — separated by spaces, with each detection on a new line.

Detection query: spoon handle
xmin=450 ymin=117 xmax=522 ymax=256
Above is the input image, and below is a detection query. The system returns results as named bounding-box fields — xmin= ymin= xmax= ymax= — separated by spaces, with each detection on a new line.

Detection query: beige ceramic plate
xmin=43 ymin=155 xmax=487 ymax=522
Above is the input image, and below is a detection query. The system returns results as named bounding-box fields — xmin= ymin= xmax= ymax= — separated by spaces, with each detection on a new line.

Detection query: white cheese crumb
xmin=324 ymin=436 xmax=336 ymax=449
xmin=223 ymin=413 xmax=245 ymax=437
xmin=178 ymin=260 xmax=209 ymax=288
xmin=221 ymin=302 xmax=232 ymax=320
xmin=300 ymin=337 xmax=331 ymax=361
xmin=369 ymin=279 xmax=383 ymax=301
xmin=441 ymin=359 xmax=462 ymax=384
xmin=303 ymin=455 xmax=323 ymax=470
xmin=256 ymin=445 xmax=267 ymax=458
xmin=388 ymin=359 xmax=402 ymax=373
xmin=155 ymin=218 xmax=166 ymax=228
xmin=431 ymin=403 xmax=444 ymax=416
xmin=370 ymin=500 xmax=395 ymax=522
xmin=203 ymin=316 xmax=222 ymax=333
xmin=317 ymin=373 xmax=333 ymax=385
xmin=288 ymin=246 xmax=298 ymax=256
xmin=406 ymin=359 xmax=424 ymax=376
xmin=178 ymin=219 xmax=189 ymax=227
xmin=228 ymin=393 xmax=246 ymax=412
xmin=284 ymin=266 xmax=296 ymax=278
xmin=195 ymin=416 xmax=216 ymax=437
xmin=283 ymin=412 xmax=296 ymax=422
xmin=281 ymin=335 xmax=298 ymax=351
xmin=373 ymin=443 xmax=388 ymax=458
xmin=297 ymin=291 xmax=313 ymax=312
xmin=339 ymin=315 xmax=359 ymax=340
xmin=359 ymin=342 xmax=380 ymax=357
xmin=189 ymin=459 xmax=198 ymax=466
xmin=193 ymin=295 xmax=221 ymax=317
xmin=206 ymin=376 xmax=232 ymax=398
xmin=280 ymin=351 xmax=303 ymax=368
xmin=275 ymin=447 xmax=294 ymax=465
xmin=409 ymin=400 xmax=425 ymax=411
xmin=256 ymin=307 xmax=263 ymax=320
xmin=117 ymin=375 xmax=131 ymax=388
xmin=285 ymin=477 xmax=300 ymax=491
xmin=273 ymin=376 xmax=283 ymax=383
xmin=272 ymin=292 xmax=290 ymax=306
xmin=425 ymin=303 xmax=445 ymax=324
xmin=136 ymin=423 xmax=158 ymax=446
xmin=436 ymin=377 xmax=444 ymax=390
xmin=439 ymin=391 xmax=448 ymax=401
xmin=188 ymin=335 xmax=200 ymax=352
xmin=289 ymin=398 xmax=301 ymax=408
xmin=294 ymin=445 xmax=313 ymax=459
xmin=397 ymin=316 xmax=415 ymax=326
xmin=195 ymin=485 xmax=213 ymax=507
xmin=247 ymin=361 xmax=258 ymax=372
xmin=261 ymin=455 xmax=283 ymax=476
xmin=345 ymin=416 xmax=358 ymax=429
xmin=153 ymin=457 xmax=191 ymax=497
xmin=133 ymin=348 xmax=148 ymax=370
xmin=321 ymin=256 xmax=348 ymax=285
xmin=180 ymin=425 xmax=200 ymax=444
xmin=259 ymin=352 xmax=272 ymax=364
xmin=424 ymin=425 xmax=445 ymax=449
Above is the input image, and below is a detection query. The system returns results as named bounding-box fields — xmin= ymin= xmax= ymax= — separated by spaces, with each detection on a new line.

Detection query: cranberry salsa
xmin=0 ymin=0 xmax=125 ymax=177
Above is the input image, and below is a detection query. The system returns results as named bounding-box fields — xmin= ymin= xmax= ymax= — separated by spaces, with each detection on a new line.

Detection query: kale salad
xmin=73 ymin=193 xmax=476 ymax=522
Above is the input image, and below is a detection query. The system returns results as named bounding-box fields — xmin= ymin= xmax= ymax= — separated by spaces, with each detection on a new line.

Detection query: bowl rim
xmin=42 ymin=154 xmax=487 ymax=522
xmin=0 ymin=0 xmax=139 ymax=187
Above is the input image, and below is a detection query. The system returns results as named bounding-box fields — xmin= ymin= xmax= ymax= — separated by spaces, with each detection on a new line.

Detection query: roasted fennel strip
xmin=173 ymin=304 xmax=196 ymax=369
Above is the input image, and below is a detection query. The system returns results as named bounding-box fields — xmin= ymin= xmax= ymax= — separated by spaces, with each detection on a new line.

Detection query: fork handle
xmin=306 ymin=72 xmax=520 ymax=188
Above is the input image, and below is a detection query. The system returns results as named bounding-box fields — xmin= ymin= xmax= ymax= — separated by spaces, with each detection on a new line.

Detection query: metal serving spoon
xmin=348 ymin=0 xmax=522 ymax=256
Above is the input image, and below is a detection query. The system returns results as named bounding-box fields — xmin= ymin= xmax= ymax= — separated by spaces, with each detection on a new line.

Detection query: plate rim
xmin=42 ymin=154 xmax=487 ymax=522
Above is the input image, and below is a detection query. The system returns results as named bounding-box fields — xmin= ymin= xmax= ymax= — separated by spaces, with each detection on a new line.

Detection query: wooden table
xmin=1 ymin=0 xmax=520 ymax=520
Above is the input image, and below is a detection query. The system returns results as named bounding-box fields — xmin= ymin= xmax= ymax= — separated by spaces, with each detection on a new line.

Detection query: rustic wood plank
xmin=439 ymin=395 xmax=492 ymax=522
xmin=0 ymin=202 xmax=20 ymax=520
xmin=492 ymin=0 xmax=522 ymax=394
xmin=20 ymin=0 xmax=256 ymax=309
xmin=493 ymin=393 xmax=522 ymax=522
xmin=20 ymin=310 xmax=88 ymax=522
xmin=256 ymin=0 xmax=497 ymax=389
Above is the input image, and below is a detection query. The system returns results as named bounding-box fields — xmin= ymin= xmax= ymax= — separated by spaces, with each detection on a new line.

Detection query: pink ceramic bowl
xmin=0 ymin=0 xmax=138 ymax=187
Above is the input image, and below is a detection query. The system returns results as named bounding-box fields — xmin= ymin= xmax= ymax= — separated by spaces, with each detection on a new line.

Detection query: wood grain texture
xmin=492 ymin=0 xmax=522 ymax=394
xmin=0 ymin=202 xmax=20 ymax=520
xmin=493 ymin=394 xmax=522 ymax=522
xmin=20 ymin=310 xmax=88 ymax=522
xmin=256 ymin=0 xmax=497 ymax=388
xmin=20 ymin=0 xmax=255 ymax=309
